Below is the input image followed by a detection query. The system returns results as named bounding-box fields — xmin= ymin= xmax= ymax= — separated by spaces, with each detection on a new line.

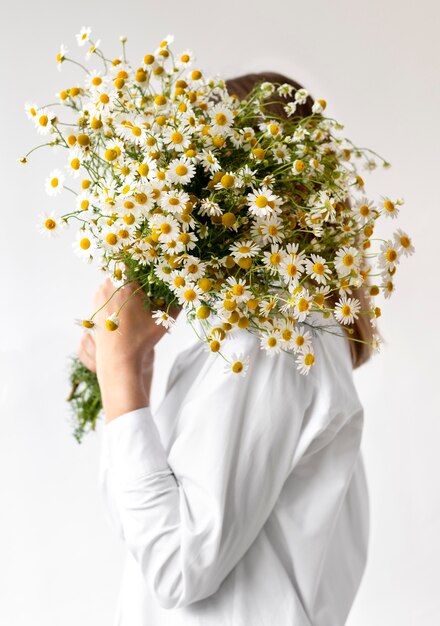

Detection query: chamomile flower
xmin=381 ymin=276 xmax=395 ymax=299
xmin=34 ymin=107 xmax=56 ymax=135
xmin=353 ymin=197 xmax=377 ymax=223
xmin=149 ymin=213 xmax=181 ymax=244
xmin=199 ymin=198 xmax=222 ymax=217
xmin=45 ymin=169 xmax=65 ymax=196
xmin=377 ymin=240 xmax=400 ymax=271
xmin=152 ymin=309 xmax=176 ymax=329
xmin=295 ymin=348 xmax=316 ymax=375
xmin=175 ymin=49 xmax=195 ymax=68
xmin=209 ymin=103 xmax=234 ymax=135
xmin=198 ymin=150 xmax=221 ymax=174
xmin=223 ymin=352 xmax=250 ymax=377
xmin=334 ymin=246 xmax=361 ymax=277
xmin=107 ymin=259 xmax=128 ymax=287
xmin=305 ymin=254 xmax=332 ymax=285
xmin=381 ymin=196 xmax=399 ymax=219
xmin=72 ymin=229 xmax=96 ymax=261
xmin=104 ymin=312 xmax=120 ymax=332
xmin=84 ymin=70 xmax=106 ymax=91
xmin=290 ymin=289 xmax=313 ymax=323
xmin=175 ymin=282 xmax=204 ymax=308
xmin=166 ymin=157 xmax=196 ymax=184
xmin=99 ymin=226 xmax=125 ymax=252
xmin=229 ymin=239 xmax=261 ymax=260
xmin=36 ymin=210 xmax=67 ymax=238
xmin=162 ymin=125 xmax=192 ymax=152
xmin=279 ymin=250 xmax=307 ymax=287
xmin=334 ymin=295 xmax=361 ymax=325
xmin=56 ymin=44 xmax=68 ymax=70
xmin=74 ymin=318 xmax=98 ymax=333
xmin=259 ymin=119 xmax=283 ymax=138
xmin=262 ymin=244 xmax=286 ymax=275
xmin=393 ymin=228 xmax=415 ymax=257
xmin=225 ymin=276 xmax=252 ymax=303
xmin=85 ymin=39 xmax=101 ymax=60
xmin=277 ymin=83 xmax=294 ymax=97
xmin=272 ymin=143 xmax=289 ymax=163
xmin=76 ymin=26 xmax=92 ymax=47
xmin=295 ymin=88 xmax=309 ymax=104
xmin=291 ymin=326 xmax=313 ymax=353
xmin=260 ymin=327 xmax=284 ymax=356
xmin=247 ymin=186 xmax=281 ymax=217
xmin=258 ymin=215 xmax=285 ymax=245
xmin=24 ymin=101 xmax=39 ymax=120
xmin=277 ymin=318 xmax=297 ymax=348
xmin=160 ymin=190 xmax=190 ymax=214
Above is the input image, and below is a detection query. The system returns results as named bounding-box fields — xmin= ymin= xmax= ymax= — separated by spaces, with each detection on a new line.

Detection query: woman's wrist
xmin=98 ymin=356 xmax=154 ymax=423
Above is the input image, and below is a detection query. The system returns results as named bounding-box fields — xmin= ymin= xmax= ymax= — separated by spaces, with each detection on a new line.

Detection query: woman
xmin=77 ymin=72 xmax=371 ymax=626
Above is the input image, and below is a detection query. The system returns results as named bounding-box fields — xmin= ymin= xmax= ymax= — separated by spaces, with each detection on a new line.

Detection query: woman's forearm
xmin=98 ymin=355 xmax=154 ymax=423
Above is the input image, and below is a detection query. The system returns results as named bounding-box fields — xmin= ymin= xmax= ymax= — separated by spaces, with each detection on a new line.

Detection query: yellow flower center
xmin=160 ymin=223 xmax=172 ymax=234
xmin=232 ymin=284 xmax=245 ymax=296
xmin=39 ymin=115 xmax=48 ymax=126
xmin=232 ymin=361 xmax=243 ymax=373
xmin=105 ymin=319 xmax=118 ymax=331
xmin=123 ymin=213 xmax=135 ymax=225
xmin=99 ymin=93 xmax=110 ymax=104
xmin=132 ymin=126 xmax=142 ymax=136
xmin=304 ymin=353 xmax=315 ymax=366
xmin=298 ymin=298 xmax=309 ymax=312
xmin=171 ymin=131 xmax=183 ymax=144
xmin=343 ymin=254 xmax=354 ymax=267
xmin=210 ymin=339 xmax=221 ymax=352
xmin=287 ymin=263 xmax=298 ymax=277
xmin=221 ymin=174 xmax=235 ymax=188
xmin=70 ymin=158 xmax=80 ymax=170
xmin=312 ymin=262 xmax=325 ymax=275
xmin=215 ymin=112 xmax=227 ymax=125
xmin=175 ymin=165 xmax=188 ymax=176
xmin=386 ymin=248 xmax=397 ymax=262
xmin=50 ymin=177 xmax=59 ymax=188
xmin=238 ymin=245 xmax=251 ymax=254
xmin=295 ymin=335 xmax=305 ymax=346
xmin=255 ymin=196 xmax=268 ymax=208
xmin=270 ymin=253 xmax=282 ymax=265
xmin=45 ymin=218 xmax=56 ymax=230
xmin=91 ymin=76 xmax=102 ymax=86
xmin=80 ymin=238 xmax=91 ymax=249
xmin=183 ymin=288 xmax=196 ymax=301
xmin=267 ymin=337 xmax=278 ymax=348
xmin=294 ymin=160 xmax=305 ymax=172
xmin=105 ymin=233 xmax=117 ymax=245
xmin=341 ymin=304 xmax=352 ymax=316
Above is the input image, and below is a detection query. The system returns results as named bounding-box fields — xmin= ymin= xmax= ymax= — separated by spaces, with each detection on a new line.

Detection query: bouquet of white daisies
xmin=22 ymin=29 xmax=414 ymax=442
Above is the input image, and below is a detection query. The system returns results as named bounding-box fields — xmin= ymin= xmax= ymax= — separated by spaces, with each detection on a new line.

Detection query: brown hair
xmin=225 ymin=71 xmax=380 ymax=369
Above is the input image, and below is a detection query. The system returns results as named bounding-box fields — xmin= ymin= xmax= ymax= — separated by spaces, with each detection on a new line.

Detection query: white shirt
xmin=98 ymin=310 xmax=370 ymax=626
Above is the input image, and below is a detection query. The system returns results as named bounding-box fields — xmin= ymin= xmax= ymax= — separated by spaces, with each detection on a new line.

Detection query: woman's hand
xmin=91 ymin=277 xmax=181 ymax=422
xmin=76 ymin=333 xmax=97 ymax=373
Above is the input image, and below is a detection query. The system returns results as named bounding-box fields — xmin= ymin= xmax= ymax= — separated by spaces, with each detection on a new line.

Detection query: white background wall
xmin=1 ymin=1 xmax=438 ymax=624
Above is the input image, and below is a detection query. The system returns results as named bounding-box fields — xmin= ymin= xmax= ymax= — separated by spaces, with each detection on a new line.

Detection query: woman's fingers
xmin=76 ymin=333 xmax=97 ymax=373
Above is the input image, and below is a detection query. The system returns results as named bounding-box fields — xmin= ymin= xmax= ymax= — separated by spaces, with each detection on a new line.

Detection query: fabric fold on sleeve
xmin=104 ymin=406 xmax=171 ymax=485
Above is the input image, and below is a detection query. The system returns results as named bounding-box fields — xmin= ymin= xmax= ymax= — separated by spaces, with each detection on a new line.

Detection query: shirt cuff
xmin=103 ymin=406 xmax=171 ymax=484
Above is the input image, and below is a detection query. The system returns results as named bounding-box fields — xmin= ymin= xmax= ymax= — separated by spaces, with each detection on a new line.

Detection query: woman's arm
xmin=90 ymin=278 xmax=180 ymax=422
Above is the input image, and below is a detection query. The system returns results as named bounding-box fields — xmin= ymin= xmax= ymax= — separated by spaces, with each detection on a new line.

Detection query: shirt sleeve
xmin=101 ymin=331 xmax=330 ymax=610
